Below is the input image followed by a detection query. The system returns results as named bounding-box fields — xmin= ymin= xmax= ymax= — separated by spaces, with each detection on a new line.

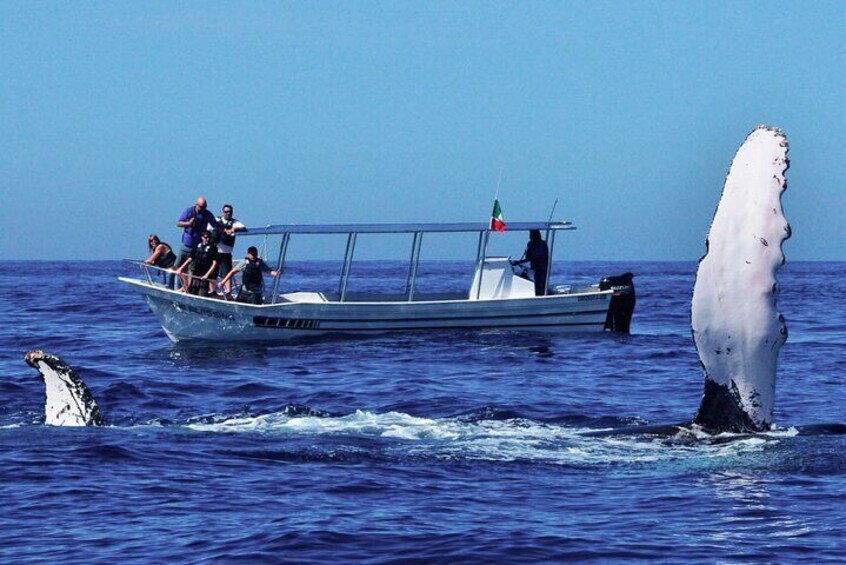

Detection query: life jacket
xmin=190 ymin=243 xmax=215 ymax=273
xmin=242 ymin=259 xmax=264 ymax=290
xmin=155 ymin=243 xmax=177 ymax=269
xmin=217 ymin=218 xmax=237 ymax=248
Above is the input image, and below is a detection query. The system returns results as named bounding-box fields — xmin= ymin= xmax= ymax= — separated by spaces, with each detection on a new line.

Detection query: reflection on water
xmin=707 ymin=470 xmax=813 ymax=546
xmin=2 ymin=261 xmax=845 ymax=563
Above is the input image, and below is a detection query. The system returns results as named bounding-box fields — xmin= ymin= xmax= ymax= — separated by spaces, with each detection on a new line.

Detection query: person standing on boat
xmin=511 ymin=230 xmax=550 ymax=296
xmin=144 ymin=234 xmax=177 ymax=288
xmin=213 ymin=203 xmax=246 ymax=297
xmin=176 ymin=196 xmax=219 ymax=269
xmin=174 ymin=231 xmax=219 ymax=296
xmin=219 ymin=246 xmax=278 ymax=305
xmin=144 ymin=235 xmax=177 ymax=269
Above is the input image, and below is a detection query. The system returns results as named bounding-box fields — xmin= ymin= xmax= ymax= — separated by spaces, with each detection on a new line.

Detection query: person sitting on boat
xmin=174 ymin=231 xmax=218 ymax=296
xmin=176 ymin=196 xmax=220 ymax=269
xmin=511 ymin=229 xmax=550 ymax=296
xmin=218 ymin=246 xmax=278 ymax=305
xmin=213 ymin=203 xmax=246 ymax=296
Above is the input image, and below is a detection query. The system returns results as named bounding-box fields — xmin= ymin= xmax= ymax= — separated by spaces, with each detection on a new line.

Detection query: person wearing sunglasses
xmin=214 ymin=204 xmax=246 ymax=297
xmin=175 ymin=196 xmax=219 ymax=269
xmin=143 ymin=234 xmax=178 ymax=288
xmin=174 ymin=231 xmax=218 ymax=296
xmin=144 ymin=235 xmax=176 ymax=269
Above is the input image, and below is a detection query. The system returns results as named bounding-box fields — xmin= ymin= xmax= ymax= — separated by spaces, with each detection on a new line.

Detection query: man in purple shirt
xmin=176 ymin=196 xmax=219 ymax=268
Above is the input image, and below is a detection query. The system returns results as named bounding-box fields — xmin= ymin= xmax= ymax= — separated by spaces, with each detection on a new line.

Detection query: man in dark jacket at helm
xmin=511 ymin=230 xmax=550 ymax=296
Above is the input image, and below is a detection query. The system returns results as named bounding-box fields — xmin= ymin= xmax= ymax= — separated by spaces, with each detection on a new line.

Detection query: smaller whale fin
xmin=25 ymin=350 xmax=104 ymax=427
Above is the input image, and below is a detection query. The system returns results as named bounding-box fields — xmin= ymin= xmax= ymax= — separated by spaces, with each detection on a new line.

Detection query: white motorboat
xmin=120 ymin=221 xmax=635 ymax=343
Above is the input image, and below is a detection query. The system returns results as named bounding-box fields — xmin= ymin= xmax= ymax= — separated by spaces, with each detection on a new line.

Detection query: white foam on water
xmin=186 ymin=409 xmax=777 ymax=465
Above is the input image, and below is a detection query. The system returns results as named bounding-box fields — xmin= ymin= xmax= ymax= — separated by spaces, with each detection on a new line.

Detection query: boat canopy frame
xmin=239 ymin=221 xmax=577 ymax=304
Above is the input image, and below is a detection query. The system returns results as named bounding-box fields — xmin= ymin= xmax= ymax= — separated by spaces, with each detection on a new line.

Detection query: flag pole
xmin=545 ymin=198 xmax=559 ymax=295
xmin=478 ymin=168 xmax=503 ymax=299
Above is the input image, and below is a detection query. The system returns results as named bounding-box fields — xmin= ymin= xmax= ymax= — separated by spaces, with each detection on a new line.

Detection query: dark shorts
xmin=189 ymin=262 xmax=213 ymax=290
xmin=188 ymin=277 xmax=210 ymax=296
xmin=217 ymin=253 xmax=233 ymax=278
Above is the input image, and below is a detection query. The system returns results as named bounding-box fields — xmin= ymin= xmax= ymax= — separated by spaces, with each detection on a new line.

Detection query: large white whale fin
xmin=692 ymin=125 xmax=790 ymax=433
xmin=25 ymin=349 xmax=104 ymax=426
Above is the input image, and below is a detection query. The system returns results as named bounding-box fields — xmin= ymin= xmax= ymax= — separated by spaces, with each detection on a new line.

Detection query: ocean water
xmin=1 ymin=260 xmax=844 ymax=563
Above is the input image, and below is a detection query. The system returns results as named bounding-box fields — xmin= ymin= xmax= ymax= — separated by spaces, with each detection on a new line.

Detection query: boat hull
xmin=119 ymin=278 xmax=613 ymax=343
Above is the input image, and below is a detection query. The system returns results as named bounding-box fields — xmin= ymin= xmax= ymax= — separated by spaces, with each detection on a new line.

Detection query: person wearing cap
xmin=175 ymin=196 xmax=219 ymax=268
xmin=510 ymin=229 xmax=550 ymax=296
xmin=219 ymin=246 xmax=279 ymax=304
xmin=174 ymin=230 xmax=218 ymax=296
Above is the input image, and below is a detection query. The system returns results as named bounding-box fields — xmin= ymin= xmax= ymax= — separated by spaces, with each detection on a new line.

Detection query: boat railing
xmin=125 ymin=260 xmax=249 ymax=302
xmin=127 ymin=221 xmax=576 ymax=305
xmin=125 ymin=260 xmax=172 ymax=286
xmin=238 ymin=220 xmax=576 ymax=305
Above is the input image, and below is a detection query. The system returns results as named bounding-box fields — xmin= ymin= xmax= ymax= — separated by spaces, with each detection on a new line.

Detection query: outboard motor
xmin=599 ymin=272 xmax=635 ymax=334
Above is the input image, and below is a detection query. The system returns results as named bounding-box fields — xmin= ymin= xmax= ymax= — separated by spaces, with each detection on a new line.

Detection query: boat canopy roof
xmin=242 ymin=221 xmax=575 ymax=236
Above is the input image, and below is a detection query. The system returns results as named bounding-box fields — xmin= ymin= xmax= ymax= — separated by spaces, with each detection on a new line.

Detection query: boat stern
xmin=599 ymin=273 xmax=636 ymax=333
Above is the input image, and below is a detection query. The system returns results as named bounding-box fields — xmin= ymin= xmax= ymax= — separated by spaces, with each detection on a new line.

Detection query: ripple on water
xmin=1 ymin=261 xmax=845 ymax=562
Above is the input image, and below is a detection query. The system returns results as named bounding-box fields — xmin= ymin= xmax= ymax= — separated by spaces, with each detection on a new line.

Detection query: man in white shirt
xmin=214 ymin=203 xmax=246 ymax=296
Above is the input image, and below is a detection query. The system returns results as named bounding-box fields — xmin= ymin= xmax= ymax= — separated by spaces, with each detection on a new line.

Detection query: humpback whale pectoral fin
xmin=25 ymin=349 xmax=104 ymax=427
xmin=24 ymin=349 xmax=45 ymax=369
xmin=691 ymin=125 xmax=789 ymax=434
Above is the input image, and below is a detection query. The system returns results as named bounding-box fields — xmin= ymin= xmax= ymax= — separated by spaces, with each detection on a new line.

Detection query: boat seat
xmin=278 ymin=291 xmax=329 ymax=303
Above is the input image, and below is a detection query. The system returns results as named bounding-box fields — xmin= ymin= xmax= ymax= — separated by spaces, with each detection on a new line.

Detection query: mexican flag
xmin=490 ymin=199 xmax=506 ymax=232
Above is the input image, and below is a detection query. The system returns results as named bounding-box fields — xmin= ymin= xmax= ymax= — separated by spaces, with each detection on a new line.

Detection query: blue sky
xmin=2 ymin=2 xmax=844 ymax=261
